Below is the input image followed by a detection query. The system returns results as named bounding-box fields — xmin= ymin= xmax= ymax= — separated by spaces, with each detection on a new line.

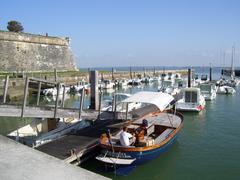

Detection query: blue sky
xmin=1 ymin=0 xmax=240 ymax=68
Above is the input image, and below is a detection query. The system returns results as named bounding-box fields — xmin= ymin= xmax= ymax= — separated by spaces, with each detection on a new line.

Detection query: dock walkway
xmin=36 ymin=119 xmax=125 ymax=164
xmin=0 ymin=104 xmax=112 ymax=119
xmin=0 ymin=135 xmax=109 ymax=180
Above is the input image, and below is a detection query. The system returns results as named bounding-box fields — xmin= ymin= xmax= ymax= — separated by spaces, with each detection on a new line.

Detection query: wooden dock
xmin=0 ymin=104 xmax=113 ymax=119
xmin=36 ymin=119 xmax=125 ymax=164
xmin=35 ymin=105 xmax=153 ymax=164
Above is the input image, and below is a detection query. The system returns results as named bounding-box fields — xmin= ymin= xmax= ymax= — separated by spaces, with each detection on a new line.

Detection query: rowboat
xmin=96 ymin=91 xmax=183 ymax=175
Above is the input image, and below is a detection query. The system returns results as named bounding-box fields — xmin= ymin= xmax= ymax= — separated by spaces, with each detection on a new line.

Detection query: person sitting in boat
xmin=120 ymin=126 xmax=135 ymax=146
xmin=135 ymin=119 xmax=148 ymax=144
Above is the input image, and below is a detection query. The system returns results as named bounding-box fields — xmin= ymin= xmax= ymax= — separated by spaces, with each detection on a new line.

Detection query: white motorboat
xmin=101 ymin=80 xmax=115 ymax=89
xmin=43 ymin=83 xmax=70 ymax=96
xmin=158 ymin=79 xmax=181 ymax=96
xmin=128 ymin=79 xmax=142 ymax=86
xmin=216 ymin=85 xmax=236 ymax=94
xmin=8 ymin=118 xmax=90 ymax=147
xmin=176 ymin=87 xmax=206 ymax=112
xmin=200 ymin=83 xmax=217 ymax=101
xmin=102 ymin=93 xmax=143 ymax=112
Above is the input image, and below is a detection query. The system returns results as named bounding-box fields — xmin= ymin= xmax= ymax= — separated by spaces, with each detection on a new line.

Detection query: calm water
xmin=1 ymin=68 xmax=240 ymax=179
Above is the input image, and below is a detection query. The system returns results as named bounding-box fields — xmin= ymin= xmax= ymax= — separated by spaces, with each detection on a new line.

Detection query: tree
xmin=7 ymin=20 xmax=24 ymax=32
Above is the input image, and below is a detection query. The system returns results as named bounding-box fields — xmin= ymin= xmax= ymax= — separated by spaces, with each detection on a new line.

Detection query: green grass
xmin=0 ymin=69 xmax=112 ymax=79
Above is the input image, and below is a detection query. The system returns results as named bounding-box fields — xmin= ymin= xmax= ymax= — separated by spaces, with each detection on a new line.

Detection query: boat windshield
xmin=200 ymin=84 xmax=211 ymax=92
xmin=185 ymin=91 xmax=198 ymax=103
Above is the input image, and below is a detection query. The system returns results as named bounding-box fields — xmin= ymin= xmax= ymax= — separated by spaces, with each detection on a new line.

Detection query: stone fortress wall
xmin=0 ymin=31 xmax=77 ymax=71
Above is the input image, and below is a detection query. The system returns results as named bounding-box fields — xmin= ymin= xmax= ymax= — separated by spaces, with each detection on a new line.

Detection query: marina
xmin=1 ymin=1 xmax=240 ymax=179
xmin=1 ymin=66 xmax=240 ymax=179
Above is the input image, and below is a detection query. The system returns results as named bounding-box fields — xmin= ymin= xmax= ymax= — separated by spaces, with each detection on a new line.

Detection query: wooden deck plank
xmin=35 ymin=119 xmax=124 ymax=162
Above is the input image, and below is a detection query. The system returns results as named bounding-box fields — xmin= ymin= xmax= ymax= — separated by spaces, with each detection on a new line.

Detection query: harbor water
xmin=0 ymin=68 xmax=240 ymax=179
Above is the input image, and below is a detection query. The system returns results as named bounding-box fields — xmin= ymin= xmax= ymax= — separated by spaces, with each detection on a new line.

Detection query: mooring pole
xmin=112 ymin=67 xmax=114 ymax=81
xmin=2 ymin=75 xmax=9 ymax=103
xmin=54 ymin=68 xmax=57 ymax=82
xmin=61 ymin=85 xmax=66 ymax=108
xmin=98 ymin=89 xmax=102 ymax=119
xmin=130 ymin=67 xmax=132 ymax=79
xmin=21 ymin=76 xmax=29 ymax=118
xmin=112 ymin=93 xmax=117 ymax=119
xmin=112 ymin=93 xmax=116 ymax=112
xmin=188 ymin=68 xmax=192 ymax=88
xmin=79 ymin=87 xmax=85 ymax=119
xmin=153 ymin=66 xmax=156 ymax=76
xmin=209 ymin=66 xmax=212 ymax=82
xmin=90 ymin=71 xmax=99 ymax=110
xmin=54 ymin=83 xmax=60 ymax=119
xmin=88 ymin=68 xmax=91 ymax=83
xmin=125 ymin=102 xmax=129 ymax=121
xmin=36 ymin=82 xmax=42 ymax=106
xmin=114 ymin=94 xmax=117 ymax=120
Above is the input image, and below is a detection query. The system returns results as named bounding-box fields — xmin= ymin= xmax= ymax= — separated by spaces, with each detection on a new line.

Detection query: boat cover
xmin=122 ymin=91 xmax=174 ymax=111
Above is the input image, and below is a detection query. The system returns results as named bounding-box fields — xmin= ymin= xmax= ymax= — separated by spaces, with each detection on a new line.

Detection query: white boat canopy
xmin=122 ymin=91 xmax=174 ymax=111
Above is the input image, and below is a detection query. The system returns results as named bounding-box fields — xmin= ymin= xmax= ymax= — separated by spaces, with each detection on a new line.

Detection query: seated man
xmin=120 ymin=126 xmax=134 ymax=146
xmin=135 ymin=119 xmax=148 ymax=144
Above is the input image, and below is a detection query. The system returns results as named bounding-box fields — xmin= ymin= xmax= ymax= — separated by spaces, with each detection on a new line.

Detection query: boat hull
xmin=100 ymin=132 xmax=179 ymax=166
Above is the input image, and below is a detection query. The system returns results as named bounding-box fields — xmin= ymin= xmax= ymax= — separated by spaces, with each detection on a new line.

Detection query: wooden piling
xmin=98 ymin=89 xmax=102 ymax=119
xmin=209 ymin=66 xmax=212 ymax=81
xmin=54 ymin=83 xmax=60 ymax=119
xmin=188 ymin=68 xmax=191 ymax=88
xmin=61 ymin=85 xmax=66 ymax=108
xmin=112 ymin=67 xmax=114 ymax=80
xmin=130 ymin=67 xmax=132 ymax=79
xmin=21 ymin=76 xmax=29 ymax=118
xmin=36 ymin=82 xmax=42 ymax=106
xmin=2 ymin=75 xmax=9 ymax=103
xmin=113 ymin=94 xmax=117 ymax=120
xmin=125 ymin=103 xmax=129 ymax=120
xmin=112 ymin=93 xmax=116 ymax=112
xmin=54 ymin=68 xmax=58 ymax=82
xmin=90 ymin=71 xmax=99 ymax=110
xmin=79 ymin=87 xmax=85 ymax=119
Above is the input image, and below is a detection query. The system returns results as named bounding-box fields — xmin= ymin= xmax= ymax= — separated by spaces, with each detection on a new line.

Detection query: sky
xmin=1 ymin=0 xmax=240 ymax=68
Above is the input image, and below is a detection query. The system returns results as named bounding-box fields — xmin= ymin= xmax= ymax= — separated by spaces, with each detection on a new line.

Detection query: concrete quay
xmin=0 ymin=135 xmax=110 ymax=180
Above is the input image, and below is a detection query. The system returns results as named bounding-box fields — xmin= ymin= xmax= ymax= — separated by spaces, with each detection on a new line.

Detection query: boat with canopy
xmin=96 ymin=91 xmax=183 ymax=175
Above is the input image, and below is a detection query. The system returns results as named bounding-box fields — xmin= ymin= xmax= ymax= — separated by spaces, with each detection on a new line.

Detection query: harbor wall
xmin=0 ymin=31 xmax=77 ymax=71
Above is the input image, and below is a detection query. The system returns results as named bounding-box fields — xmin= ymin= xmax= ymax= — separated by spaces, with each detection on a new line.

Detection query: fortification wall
xmin=0 ymin=31 xmax=77 ymax=71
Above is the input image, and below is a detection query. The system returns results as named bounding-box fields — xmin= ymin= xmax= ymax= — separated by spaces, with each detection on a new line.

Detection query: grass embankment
xmin=0 ymin=70 xmax=112 ymax=79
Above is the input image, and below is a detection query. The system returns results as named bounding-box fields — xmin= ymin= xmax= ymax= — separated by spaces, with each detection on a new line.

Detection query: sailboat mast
xmin=231 ymin=45 xmax=235 ymax=78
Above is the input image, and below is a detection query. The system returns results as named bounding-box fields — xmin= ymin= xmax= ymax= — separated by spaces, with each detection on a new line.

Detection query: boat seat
xmin=147 ymin=124 xmax=155 ymax=136
xmin=154 ymin=128 xmax=173 ymax=144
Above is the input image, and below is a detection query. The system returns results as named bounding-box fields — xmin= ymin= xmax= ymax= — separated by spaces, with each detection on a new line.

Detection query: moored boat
xmin=216 ymin=85 xmax=236 ymax=94
xmin=175 ymin=87 xmax=205 ymax=112
xmin=96 ymin=91 xmax=183 ymax=175
xmin=199 ymin=83 xmax=217 ymax=101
